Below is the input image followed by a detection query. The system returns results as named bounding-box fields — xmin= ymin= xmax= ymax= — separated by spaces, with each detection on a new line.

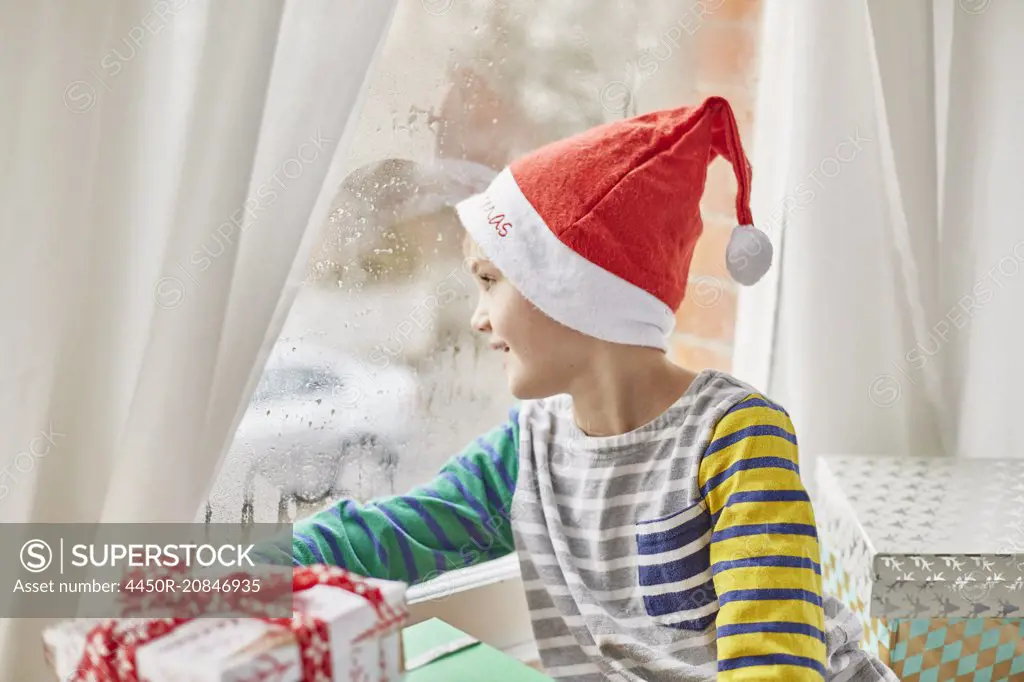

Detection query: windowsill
xmin=406 ymin=553 xmax=522 ymax=604
xmin=404 ymin=554 xmax=541 ymax=666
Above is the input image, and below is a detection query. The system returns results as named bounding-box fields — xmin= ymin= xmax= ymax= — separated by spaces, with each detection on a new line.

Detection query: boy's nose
xmin=471 ymin=305 xmax=491 ymax=333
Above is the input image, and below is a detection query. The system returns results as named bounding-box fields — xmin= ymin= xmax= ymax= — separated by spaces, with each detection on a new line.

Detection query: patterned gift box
xmin=816 ymin=456 xmax=1024 ymax=681
xmin=43 ymin=566 xmax=409 ymax=681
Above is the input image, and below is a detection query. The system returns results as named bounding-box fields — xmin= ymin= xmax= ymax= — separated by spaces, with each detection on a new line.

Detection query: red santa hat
xmin=455 ymin=96 xmax=771 ymax=352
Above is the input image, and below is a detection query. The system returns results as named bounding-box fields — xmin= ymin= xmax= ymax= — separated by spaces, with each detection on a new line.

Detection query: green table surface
xmin=402 ymin=618 xmax=554 ymax=681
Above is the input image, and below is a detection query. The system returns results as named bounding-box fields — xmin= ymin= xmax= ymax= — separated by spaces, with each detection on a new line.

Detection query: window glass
xmin=203 ymin=0 xmax=719 ymax=526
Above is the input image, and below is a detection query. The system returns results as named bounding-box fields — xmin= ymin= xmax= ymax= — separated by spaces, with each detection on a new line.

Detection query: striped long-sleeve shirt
xmin=292 ymin=370 xmax=897 ymax=682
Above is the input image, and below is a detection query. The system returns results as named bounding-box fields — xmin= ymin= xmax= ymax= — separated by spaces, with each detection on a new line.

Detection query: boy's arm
xmin=289 ymin=407 xmax=521 ymax=584
xmin=698 ymin=394 xmax=827 ymax=682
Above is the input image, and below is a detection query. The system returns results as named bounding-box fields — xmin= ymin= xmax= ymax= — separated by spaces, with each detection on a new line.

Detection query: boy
xmin=289 ymin=97 xmax=896 ymax=681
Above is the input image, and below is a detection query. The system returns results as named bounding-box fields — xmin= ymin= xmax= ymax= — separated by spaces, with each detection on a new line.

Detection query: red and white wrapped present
xmin=43 ymin=566 xmax=408 ymax=682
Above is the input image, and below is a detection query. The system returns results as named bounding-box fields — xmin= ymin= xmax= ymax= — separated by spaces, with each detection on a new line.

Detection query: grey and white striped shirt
xmin=510 ymin=370 xmax=897 ymax=681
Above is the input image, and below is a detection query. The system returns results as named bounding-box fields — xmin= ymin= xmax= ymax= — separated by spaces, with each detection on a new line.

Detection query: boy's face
xmin=463 ymin=236 xmax=588 ymax=400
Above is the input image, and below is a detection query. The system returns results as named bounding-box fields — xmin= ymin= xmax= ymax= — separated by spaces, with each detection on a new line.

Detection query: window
xmin=202 ymin=0 xmax=757 ymax=539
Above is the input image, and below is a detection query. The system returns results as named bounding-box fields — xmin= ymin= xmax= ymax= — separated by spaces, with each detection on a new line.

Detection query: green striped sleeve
xmin=699 ymin=394 xmax=826 ymax=682
xmin=291 ymin=407 xmax=521 ymax=584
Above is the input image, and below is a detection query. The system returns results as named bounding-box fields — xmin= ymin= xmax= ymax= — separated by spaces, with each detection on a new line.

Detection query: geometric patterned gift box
xmin=816 ymin=456 xmax=1024 ymax=681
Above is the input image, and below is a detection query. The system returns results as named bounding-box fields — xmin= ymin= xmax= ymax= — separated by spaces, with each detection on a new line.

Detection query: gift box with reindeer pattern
xmin=815 ymin=456 xmax=1024 ymax=681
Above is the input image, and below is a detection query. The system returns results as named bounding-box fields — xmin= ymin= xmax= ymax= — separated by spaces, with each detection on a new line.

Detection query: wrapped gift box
xmin=816 ymin=456 xmax=1024 ymax=681
xmin=402 ymin=618 xmax=552 ymax=681
xmin=43 ymin=569 xmax=408 ymax=681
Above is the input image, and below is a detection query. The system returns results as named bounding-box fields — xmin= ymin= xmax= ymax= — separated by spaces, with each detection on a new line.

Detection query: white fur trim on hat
xmin=456 ymin=168 xmax=676 ymax=351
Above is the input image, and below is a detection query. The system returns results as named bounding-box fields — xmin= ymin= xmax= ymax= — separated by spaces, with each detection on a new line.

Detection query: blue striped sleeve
xmin=719 ymin=654 xmax=826 ymax=677
xmin=372 ymin=503 xmax=421 ymax=583
xmin=294 ymin=532 xmax=326 ymax=564
xmin=711 ymin=554 xmax=822 ymax=577
xmin=291 ymin=411 xmax=521 ymax=583
xmin=313 ymin=521 xmax=348 ymax=568
xmin=710 ymin=489 xmax=811 ymax=527
xmin=701 ymin=456 xmax=800 ymax=498
xmin=717 ymin=621 xmax=825 ymax=642
xmin=704 ymin=426 xmax=798 ymax=458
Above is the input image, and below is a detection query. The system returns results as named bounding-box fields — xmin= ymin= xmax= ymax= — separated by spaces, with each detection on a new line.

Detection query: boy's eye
xmin=477 ymin=274 xmax=496 ymax=285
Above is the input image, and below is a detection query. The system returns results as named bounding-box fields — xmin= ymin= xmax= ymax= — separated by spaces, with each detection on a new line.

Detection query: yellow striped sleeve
xmin=699 ymin=394 xmax=826 ymax=681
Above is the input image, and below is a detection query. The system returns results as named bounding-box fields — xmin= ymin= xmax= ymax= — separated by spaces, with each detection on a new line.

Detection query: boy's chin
xmin=507 ymin=371 xmax=560 ymax=401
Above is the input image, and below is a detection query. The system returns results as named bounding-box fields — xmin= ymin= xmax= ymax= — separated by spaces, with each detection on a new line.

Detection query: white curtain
xmin=734 ymin=0 xmax=1024 ymax=491
xmin=0 ymin=1 xmax=396 ymax=678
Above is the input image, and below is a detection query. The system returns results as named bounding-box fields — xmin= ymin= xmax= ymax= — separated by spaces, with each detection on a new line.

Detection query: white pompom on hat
xmin=727 ymin=224 xmax=774 ymax=286
xmin=716 ymin=98 xmax=773 ymax=287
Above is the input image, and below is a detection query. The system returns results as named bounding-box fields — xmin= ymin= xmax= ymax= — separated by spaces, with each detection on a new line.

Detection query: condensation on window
xmin=202 ymin=0 xmax=698 ymax=527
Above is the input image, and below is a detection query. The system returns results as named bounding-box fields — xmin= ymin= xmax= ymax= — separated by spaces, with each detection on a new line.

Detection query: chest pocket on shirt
xmin=634 ymin=500 xmax=719 ymax=631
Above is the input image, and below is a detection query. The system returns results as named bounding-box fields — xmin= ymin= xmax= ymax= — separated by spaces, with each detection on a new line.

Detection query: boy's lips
xmin=489 ymin=341 xmax=510 ymax=353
